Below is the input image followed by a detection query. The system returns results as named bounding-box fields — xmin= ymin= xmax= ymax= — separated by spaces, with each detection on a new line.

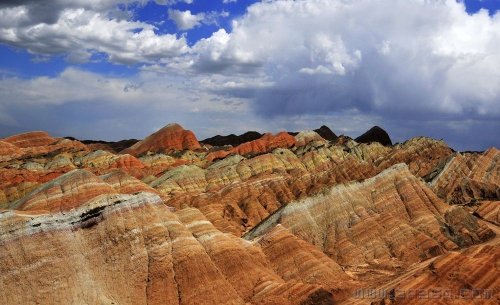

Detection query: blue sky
xmin=0 ymin=0 xmax=499 ymax=151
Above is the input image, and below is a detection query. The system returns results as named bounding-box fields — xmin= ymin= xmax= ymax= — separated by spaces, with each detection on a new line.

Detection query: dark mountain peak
xmin=201 ymin=131 xmax=263 ymax=147
xmin=355 ymin=126 xmax=392 ymax=146
xmin=314 ymin=125 xmax=338 ymax=141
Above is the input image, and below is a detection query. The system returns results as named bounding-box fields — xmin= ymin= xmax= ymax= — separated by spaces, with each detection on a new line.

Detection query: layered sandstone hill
xmin=8 ymin=169 xmax=117 ymax=213
xmin=0 ymin=123 xmax=499 ymax=305
xmin=428 ymin=148 xmax=500 ymax=205
xmin=121 ymin=123 xmax=201 ymax=156
xmin=244 ymin=165 xmax=492 ymax=265
xmin=374 ymin=245 xmax=500 ymax=305
xmin=0 ymin=192 xmax=351 ymax=305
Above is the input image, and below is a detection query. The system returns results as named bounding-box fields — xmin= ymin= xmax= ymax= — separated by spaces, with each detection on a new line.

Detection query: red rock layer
xmin=121 ymin=123 xmax=201 ymax=156
xmin=253 ymin=224 xmax=355 ymax=301
xmin=429 ymin=148 xmax=500 ymax=204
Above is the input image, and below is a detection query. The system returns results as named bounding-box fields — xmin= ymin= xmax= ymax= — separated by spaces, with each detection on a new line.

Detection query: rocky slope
xmin=0 ymin=122 xmax=499 ymax=305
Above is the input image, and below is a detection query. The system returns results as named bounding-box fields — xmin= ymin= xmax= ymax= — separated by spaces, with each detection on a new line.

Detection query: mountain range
xmin=0 ymin=123 xmax=498 ymax=305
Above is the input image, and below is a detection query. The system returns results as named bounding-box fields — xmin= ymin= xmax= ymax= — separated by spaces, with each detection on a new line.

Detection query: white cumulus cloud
xmin=168 ymin=9 xmax=205 ymax=30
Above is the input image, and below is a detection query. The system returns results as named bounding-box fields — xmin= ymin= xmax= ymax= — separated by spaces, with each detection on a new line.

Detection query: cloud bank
xmin=0 ymin=0 xmax=499 ymax=150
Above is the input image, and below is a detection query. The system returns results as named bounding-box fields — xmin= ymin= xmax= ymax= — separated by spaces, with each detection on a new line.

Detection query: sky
xmin=0 ymin=0 xmax=499 ymax=151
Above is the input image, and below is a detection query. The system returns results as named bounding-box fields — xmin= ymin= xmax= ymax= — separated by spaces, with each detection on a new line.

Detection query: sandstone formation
xmin=378 ymin=245 xmax=500 ymax=304
xmin=0 ymin=124 xmax=499 ymax=305
xmin=229 ymin=132 xmax=298 ymax=156
xmin=475 ymin=201 xmax=500 ymax=225
xmin=121 ymin=123 xmax=201 ymax=156
xmin=0 ymin=141 xmax=23 ymax=162
xmin=428 ymin=148 xmax=500 ymax=204
xmin=244 ymin=165 xmax=491 ymax=263
xmin=9 ymin=169 xmax=117 ymax=213
xmin=355 ymin=126 xmax=392 ymax=146
xmin=0 ymin=192 xmax=347 ymax=305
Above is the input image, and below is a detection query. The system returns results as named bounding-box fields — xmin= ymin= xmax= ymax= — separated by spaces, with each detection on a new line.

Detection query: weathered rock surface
xmin=230 ymin=132 xmax=298 ymax=156
xmin=99 ymin=170 xmax=159 ymax=195
xmin=2 ymin=131 xmax=57 ymax=148
xmin=9 ymin=169 xmax=117 ymax=213
xmin=121 ymin=123 xmax=201 ymax=156
xmin=428 ymin=148 xmax=500 ymax=204
xmin=379 ymin=245 xmax=500 ymax=304
xmin=0 ymin=193 xmax=349 ymax=305
xmin=0 ymin=141 xmax=23 ymax=162
xmin=244 ymin=164 xmax=492 ymax=266
xmin=475 ymin=201 xmax=500 ymax=225
xmin=0 ymin=125 xmax=498 ymax=305
xmin=294 ymin=130 xmax=326 ymax=147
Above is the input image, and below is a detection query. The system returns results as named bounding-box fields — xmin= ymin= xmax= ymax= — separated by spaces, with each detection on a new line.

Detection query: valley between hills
xmin=0 ymin=123 xmax=499 ymax=304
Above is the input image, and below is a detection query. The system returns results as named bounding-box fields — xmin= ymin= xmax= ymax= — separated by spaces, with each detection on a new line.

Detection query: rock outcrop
xmin=378 ymin=245 xmax=500 ymax=304
xmin=475 ymin=201 xmax=500 ymax=225
xmin=0 ymin=141 xmax=23 ymax=162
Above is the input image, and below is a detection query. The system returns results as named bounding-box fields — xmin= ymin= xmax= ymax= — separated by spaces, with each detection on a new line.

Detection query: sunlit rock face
xmin=428 ymin=148 xmax=500 ymax=205
xmin=294 ymin=130 xmax=327 ymax=147
xmin=244 ymin=164 xmax=492 ymax=266
xmin=0 ymin=193 xmax=348 ymax=305
xmin=475 ymin=201 xmax=500 ymax=226
xmin=229 ymin=132 xmax=298 ymax=156
xmin=375 ymin=245 xmax=500 ymax=305
xmin=0 ymin=124 xmax=499 ymax=305
xmin=0 ymin=141 xmax=23 ymax=162
xmin=121 ymin=123 xmax=201 ymax=156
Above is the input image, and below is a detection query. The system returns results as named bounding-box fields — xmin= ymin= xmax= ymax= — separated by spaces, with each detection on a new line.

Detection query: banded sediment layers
xmin=0 ymin=123 xmax=499 ymax=305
